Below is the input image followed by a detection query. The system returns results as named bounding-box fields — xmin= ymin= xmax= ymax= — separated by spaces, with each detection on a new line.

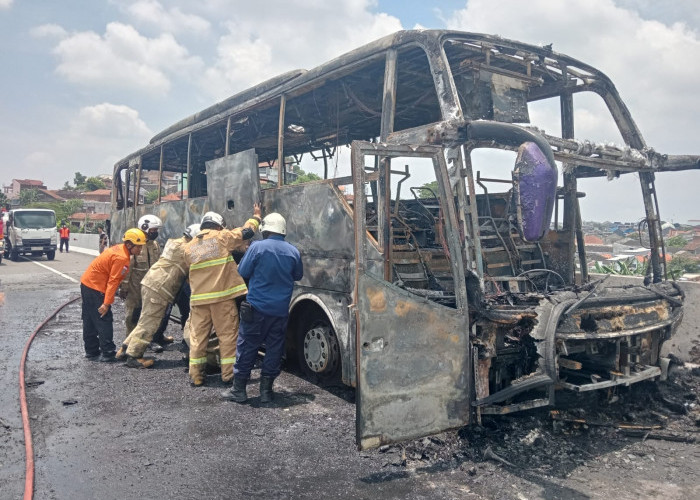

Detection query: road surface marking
xmin=26 ymin=258 xmax=79 ymax=283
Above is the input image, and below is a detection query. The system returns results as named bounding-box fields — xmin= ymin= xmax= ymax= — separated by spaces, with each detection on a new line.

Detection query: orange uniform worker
xmin=184 ymin=207 xmax=260 ymax=386
xmin=80 ymin=228 xmax=147 ymax=362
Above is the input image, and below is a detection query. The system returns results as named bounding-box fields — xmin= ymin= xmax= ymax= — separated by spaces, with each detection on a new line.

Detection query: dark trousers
xmin=81 ymin=284 xmax=116 ymax=356
xmin=234 ymin=307 xmax=288 ymax=379
xmin=60 ymin=238 xmax=69 ymax=252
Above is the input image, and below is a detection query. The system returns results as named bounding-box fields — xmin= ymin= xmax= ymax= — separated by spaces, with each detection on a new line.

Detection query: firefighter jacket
xmin=184 ymin=218 xmax=259 ymax=306
xmin=141 ymin=236 xmax=189 ymax=302
xmin=121 ymin=239 xmax=161 ymax=302
xmin=80 ymin=243 xmax=131 ymax=306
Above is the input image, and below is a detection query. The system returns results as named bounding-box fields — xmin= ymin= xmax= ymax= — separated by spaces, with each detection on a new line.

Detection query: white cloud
xmin=52 ymin=22 xmax=204 ymax=96
xmin=30 ymin=24 xmax=68 ymax=39
xmin=447 ymin=0 xmax=700 ymax=222
xmin=122 ymin=0 xmax=211 ymax=35
xmin=70 ymin=103 xmax=152 ymax=139
xmin=16 ymin=104 xmax=153 ymax=188
xmin=0 ymin=0 xmax=13 ymax=10
xmin=198 ymin=1 xmax=403 ymax=100
xmin=446 ymin=0 xmax=700 ymax=152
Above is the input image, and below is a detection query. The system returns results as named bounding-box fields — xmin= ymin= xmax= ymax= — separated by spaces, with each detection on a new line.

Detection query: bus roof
xmin=117 ymin=29 xmax=613 ymax=166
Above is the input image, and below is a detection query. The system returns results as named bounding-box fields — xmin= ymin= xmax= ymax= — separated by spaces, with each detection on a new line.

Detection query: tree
xmin=19 ymin=188 xmax=39 ymax=206
xmin=290 ymin=164 xmax=321 ymax=185
xmin=74 ymin=172 xmax=87 ymax=187
xmin=0 ymin=191 xmax=8 ymax=207
xmin=666 ymin=235 xmax=688 ymax=248
xmin=417 ymin=180 xmax=439 ymax=199
xmin=668 ymin=255 xmax=700 ymax=279
xmin=145 ymin=190 xmax=160 ymax=204
xmin=30 ymin=199 xmax=84 ymax=228
xmin=62 ymin=181 xmax=73 ymax=190
xmin=84 ymin=177 xmax=106 ymax=191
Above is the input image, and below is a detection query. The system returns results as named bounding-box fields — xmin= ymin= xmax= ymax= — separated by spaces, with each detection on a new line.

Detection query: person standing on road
xmin=116 ymin=224 xmax=201 ymax=368
xmin=80 ymin=228 xmax=147 ymax=361
xmin=98 ymin=226 xmax=109 ymax=253
xmin=120 ymin=215 xmax=163 ymax=344
xmin=184 ymin=207 xmax=261 ymax=386
xmin=222 ymin=213 xmax=303 ymax=404
xmin=59 ymin=222 xmax=70 ymax=253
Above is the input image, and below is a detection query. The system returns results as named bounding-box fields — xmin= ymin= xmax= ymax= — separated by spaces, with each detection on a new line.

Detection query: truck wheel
xmin=3 ymin=241 xmax=8 ymax=259
xmin=296 ymin=312 xmax=341 ymax=382
xmin=10 ymin=249 xmax=19 ymax=261
xmin=46 ymin=250 xmax=56 ymax=261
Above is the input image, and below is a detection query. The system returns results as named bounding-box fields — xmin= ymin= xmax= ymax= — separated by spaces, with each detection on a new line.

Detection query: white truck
xmin=2 ymin=209 xmax=58 ymax=261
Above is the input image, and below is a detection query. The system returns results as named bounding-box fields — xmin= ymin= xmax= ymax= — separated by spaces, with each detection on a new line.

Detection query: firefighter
xmin=222 ymin=213 xmax=303 ymax=403
xmin=184 ymin=207 xmax=261 ymax=386
xmin=120 ymin=215 xmax=163 ymax=343
xmin=80 ymin=228 xmax=147 ymax=361
xmin=116 ymin=224 xmax=201 ymax=368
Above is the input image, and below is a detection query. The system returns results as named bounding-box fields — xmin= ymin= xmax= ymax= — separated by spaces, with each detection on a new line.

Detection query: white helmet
xmin=201 ymin=211 xmax=225 ymax=229
xmin=183 ymin=223 xmax=201 ymax=240
xmin=261 ymin=213 xmax=286 ymax=235
xmin=138 ymin=215 xmax=163 ymax=232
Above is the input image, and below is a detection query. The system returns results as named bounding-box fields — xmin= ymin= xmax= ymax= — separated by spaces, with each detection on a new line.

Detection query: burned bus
xmin=110 ymin=30 xmax=699 ymax=449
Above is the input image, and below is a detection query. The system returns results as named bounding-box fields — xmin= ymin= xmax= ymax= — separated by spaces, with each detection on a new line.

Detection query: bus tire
xmin=296 ymin=312 xmax=341 ymax=382
xmin=46 ymin=250 xmax=55 ymax=261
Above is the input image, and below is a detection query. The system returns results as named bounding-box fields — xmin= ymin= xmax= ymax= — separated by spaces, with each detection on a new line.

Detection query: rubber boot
xmin=190 ymin=364 xmax=206 ymax=387
xmin=221 ymin=377 xmax=247 ymax=403
xmin=125 ymin=356 xmax=155 ymax=369
xmin=260 ymin=376 xmax=275 ymax=403
xmin=115 ymin=344 xmax=128 ymax=360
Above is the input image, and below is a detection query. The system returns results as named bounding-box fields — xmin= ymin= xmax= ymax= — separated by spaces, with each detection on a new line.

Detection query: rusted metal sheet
xmin=205 ymin=149 xmax=262 ymax=228
xmin=355 ymin=273 xmax=470 ymax=450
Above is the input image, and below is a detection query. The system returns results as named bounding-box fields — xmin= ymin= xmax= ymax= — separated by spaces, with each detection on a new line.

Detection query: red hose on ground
xmin=19 ymin=296 xmax=81 ymax=500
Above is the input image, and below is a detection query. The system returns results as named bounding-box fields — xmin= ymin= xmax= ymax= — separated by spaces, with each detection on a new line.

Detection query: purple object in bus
xmin=514 ymin=142 xmax=557 ymax=241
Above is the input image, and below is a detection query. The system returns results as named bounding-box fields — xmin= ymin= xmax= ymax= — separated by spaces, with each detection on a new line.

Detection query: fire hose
xmin=19 ymin=296 xmax=80 ymax=500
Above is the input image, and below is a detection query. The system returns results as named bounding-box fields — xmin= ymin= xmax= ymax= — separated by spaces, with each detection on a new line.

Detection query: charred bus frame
xmin=110 ymin=30 xmax=699 ymax=448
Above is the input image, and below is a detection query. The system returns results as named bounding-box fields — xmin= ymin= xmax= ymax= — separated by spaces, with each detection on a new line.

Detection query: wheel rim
xmin=303 ymin=324 xmax=338 ymax=374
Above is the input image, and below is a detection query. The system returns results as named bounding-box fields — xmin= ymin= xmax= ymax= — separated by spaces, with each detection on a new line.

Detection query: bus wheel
xmin=297 ymin=314 xmax=340 ymax=381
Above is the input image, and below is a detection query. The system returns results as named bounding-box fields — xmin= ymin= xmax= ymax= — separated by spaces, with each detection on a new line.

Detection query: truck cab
xmin=3 ymin=209 xmax=58 ymax=261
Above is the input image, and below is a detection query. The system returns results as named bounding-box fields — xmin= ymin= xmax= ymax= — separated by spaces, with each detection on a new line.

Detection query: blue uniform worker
xmin=223 ymin=212 xmax=303 ymax=404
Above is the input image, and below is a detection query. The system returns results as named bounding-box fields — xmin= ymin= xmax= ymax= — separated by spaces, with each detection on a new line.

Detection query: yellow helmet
xmin=123 ymin=228 xmax=147 ymax=245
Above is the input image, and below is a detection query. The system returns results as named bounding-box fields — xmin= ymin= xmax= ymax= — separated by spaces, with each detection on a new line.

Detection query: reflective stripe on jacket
xmin=184 ymin=220 xmax=258 ymax=306
xmin=142 ymin=236 xmax=189 ymax=301
xmin=80 ymin=243 xmax=131 ymax=305
xmin=122 ymin=239 xmax=161 ymax=303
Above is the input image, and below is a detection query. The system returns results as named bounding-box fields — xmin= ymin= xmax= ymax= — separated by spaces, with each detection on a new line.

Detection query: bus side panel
xmin=261 ymin=182 xmax=359 ymax=293
xmin=205 ymin=149 xmax=262 ymax=229
xmin=262 ymin=181 xmax=371 ymax=385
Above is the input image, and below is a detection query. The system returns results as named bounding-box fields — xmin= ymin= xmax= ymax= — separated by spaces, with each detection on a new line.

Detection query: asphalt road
xmin=0 ymin=252 xmax=698 ymax=500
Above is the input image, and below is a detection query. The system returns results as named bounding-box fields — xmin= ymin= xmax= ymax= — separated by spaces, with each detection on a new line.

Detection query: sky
xmin=0 ymin=0 xmax=698 ymax=223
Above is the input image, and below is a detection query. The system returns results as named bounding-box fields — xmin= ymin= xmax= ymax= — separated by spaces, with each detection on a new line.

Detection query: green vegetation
xmin=19 ymin=188 xmax=39 ymax=206
xmin=290 ymin=164 xmax=321 ymax=185
xmin=668 ymin=255 xmax=700 ymax=280
xmin=145 ymin=190 xmax=161 ymax=204
xmin=593 ymin=257 xmax=648 ymax=276
xmin=417 ymin=180 xmax=439 ymax=198
xmin=24 ymin=199 xmax=84 ymax=229
xmin=666 ymin=235 xmax=688 ymax=248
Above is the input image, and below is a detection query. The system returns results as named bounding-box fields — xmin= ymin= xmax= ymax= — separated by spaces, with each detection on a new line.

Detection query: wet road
xmin=1 ymin=253 xmax=698 ymax=500
xmin=0 ymin=252 xmax=458 ymax=500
